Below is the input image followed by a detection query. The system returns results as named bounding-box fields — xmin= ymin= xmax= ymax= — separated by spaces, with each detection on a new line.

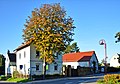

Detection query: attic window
xmin=55 ymin=52 xmax=59 ymax=59
xmin=19 ymin=53 xmax=21 ymax=59
xmin=114 ymin=58 xmax=116 ymax=59
xmin=24 ymin=51 xmax=26 ymax=58
xmin=36 ymin=51 xmax=40 ymax=58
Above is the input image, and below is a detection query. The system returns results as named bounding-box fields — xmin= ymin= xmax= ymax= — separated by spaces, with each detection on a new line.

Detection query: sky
xmin=0 ymin=0 xmax=120 ymax=63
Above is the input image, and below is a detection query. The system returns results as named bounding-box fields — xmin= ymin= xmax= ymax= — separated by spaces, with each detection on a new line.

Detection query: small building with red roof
xmin=63 ymin=51 xmax=99 ymax=72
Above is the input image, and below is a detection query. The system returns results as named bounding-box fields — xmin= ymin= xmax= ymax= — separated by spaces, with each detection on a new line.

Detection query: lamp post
xmin=99 ymin=39 xmax=108 ymax=74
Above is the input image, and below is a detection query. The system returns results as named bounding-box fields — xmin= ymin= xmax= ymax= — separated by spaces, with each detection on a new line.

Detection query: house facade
xmin=15 ymin=42 xmax=62 ymax=76
xmin=5 ymin=50 xmax=16 ymax=76
xmin=62 ymin=51 xmax=99 ymax=72
xmin=110 ymin=53 xmax=120 ymax=67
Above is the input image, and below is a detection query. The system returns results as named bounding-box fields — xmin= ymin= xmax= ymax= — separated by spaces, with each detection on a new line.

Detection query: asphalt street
xmin=0 ymin=74 xmax=104 ymax=84
xmin=24 ymin=74 xmax=103 ymax=84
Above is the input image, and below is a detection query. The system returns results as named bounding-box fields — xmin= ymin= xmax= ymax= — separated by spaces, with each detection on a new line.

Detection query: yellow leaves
xmin=23 ymin=3 xmax=75 ymax=64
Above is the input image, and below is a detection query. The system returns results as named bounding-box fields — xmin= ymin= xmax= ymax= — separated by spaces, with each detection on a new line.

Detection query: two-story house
xmin=14 ymin=41 xmax=62 ymax=76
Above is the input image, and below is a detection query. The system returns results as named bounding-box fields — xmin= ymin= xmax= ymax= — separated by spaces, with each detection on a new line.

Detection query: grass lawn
xmin=97 ymin=79 xmax=105 ymax=84
xmin=7 ymin=78 xmax=31 ymax=83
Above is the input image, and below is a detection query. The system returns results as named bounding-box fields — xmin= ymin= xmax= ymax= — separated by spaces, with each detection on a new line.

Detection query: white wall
xmin=90 ymin=54 xmax=98 ymax=71
xmin=5 ymin=54 xmax=10 ymax=75
xmin=30 ymin=44 xmax=63 ymax=75
xmin=16 ymin=44 xmax=62 ymax=75
xmin=63 ymin=62 xmax=79 ymax=69
xmin=110 ymin=54 xmax=120 ymax=67
xmin=78 ymin=62 xmax=89 ymax=67
xmin=16 ymin=46 xmax=30 ymax=75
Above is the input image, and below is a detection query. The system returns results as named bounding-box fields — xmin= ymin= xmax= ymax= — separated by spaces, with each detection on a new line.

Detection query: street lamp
xmin=99 ymin=39 xmax=108 ymax=74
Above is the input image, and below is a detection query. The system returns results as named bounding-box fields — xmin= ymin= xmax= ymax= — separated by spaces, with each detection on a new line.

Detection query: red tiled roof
xmin=15 ymin=41 xmax=31 ymax=51
xmin=62 ymin=51 xmax=95 ymax=62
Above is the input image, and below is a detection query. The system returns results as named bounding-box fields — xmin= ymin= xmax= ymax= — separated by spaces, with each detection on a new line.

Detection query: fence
xmin=62 ymin=65 xmax=93 ymax=77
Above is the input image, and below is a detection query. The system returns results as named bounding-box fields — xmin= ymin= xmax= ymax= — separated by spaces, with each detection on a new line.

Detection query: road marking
xmin=65 ymin=82 xmax=73 ymax=84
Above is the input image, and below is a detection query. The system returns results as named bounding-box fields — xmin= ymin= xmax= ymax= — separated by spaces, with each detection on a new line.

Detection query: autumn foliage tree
xmin=23 ymin=3 xmax=75 ymax=64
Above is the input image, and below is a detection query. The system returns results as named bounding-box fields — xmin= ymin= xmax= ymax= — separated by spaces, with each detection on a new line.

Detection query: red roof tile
xmin=62 ymin=51 xmax=95 ymax=62
xmin=15 ymin=41 xmax=31 ymax=51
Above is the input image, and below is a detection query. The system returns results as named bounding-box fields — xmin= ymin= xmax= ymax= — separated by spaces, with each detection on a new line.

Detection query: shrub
xmin=13 ymin=71 xmax=19 ymax=78
xmin=0 ymin=75 xmax=7 ymax=81
xmin=104 ymin=74 xmax=120 ymax=84
xmin=97 ymin=79 xmax=104 ymax=84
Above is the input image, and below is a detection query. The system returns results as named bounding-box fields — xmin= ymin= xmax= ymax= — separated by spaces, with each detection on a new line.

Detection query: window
xmin=20 ymin=65 xmax=23 ymax=70
xmin=54 ymin=62 xmax=58 ymax=71
xmin=19 ymin=53 xmax=21 ymax=59
xmin=36 ymin=64 xmax=39 ymax=71
xmin=24 ymin=51 xmax=26 ymax=58
xmin=36 ymin=51 xmax=40 ymax=58
xmin=54 ymin=52 xmax=58 ymax=59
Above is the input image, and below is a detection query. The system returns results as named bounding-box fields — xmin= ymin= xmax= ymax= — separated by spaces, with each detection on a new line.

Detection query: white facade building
xmin=110 ymin=53 xmax=120 ymax=67
xmin=5 ymin=50 xmax=16 ymax=76
xmin=15 ymin=42 xmax=62 ymax=76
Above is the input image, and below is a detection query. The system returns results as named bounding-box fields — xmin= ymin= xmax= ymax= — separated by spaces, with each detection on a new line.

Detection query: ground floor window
xmin=36 ymin=64 xmax=39 ymax=71
xmin=54 ymin=62 xmax=58 ymax=71
xmin=20 ymin=65 xmax=23 ymax=70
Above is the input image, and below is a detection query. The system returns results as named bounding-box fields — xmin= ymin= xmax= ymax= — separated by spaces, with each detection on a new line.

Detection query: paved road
xmin=0 ymin=81 xmax=16 ymax=84
xmin=0 ymin=74 xmax=104 ymax=84
xmin=24 ymin=74 xmax=104 ymax=84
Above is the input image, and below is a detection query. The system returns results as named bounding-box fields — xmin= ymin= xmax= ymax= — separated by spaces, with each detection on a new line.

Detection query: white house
xmin=5 ymin=50 xmax=16 ymax=76
xmin=62 ymin=51 xmax=99 ymax=72
xmin=14 ymin=41 xmax=62 ymax=76
xmin=110 ymin=53 xmax=120 ymax=67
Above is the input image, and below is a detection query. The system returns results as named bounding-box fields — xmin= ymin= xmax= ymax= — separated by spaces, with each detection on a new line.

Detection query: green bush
xmin=13 ymin=71 xmax=19 ymax=78
xmin=97 ymin=79 xmax=105 ymax=84
xmin=104 ymin=74 xmax=120 ymax=84
xmin=0 ymin=75 xmax=7 ymax=81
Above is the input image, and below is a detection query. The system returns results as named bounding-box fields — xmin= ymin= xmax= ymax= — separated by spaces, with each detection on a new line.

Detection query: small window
xmin=54 ymin=62 xmax=58 ymax=71
xmin=20 ymin=65 xmax=23 ymax=70
xmin=55 ymin=52 xmax=58 ymax=59
xmin=19 ymin=53 xmax=21 ymax=59
xmin=114 ymin=58 xmax=116 ymax=59
xmin=36 ymin=64 xmax=39 ymax=71
xmin=36 ymin=51 xmax=40 ymax=58
xmin=24 ymin=51 xmax=26 ymax=58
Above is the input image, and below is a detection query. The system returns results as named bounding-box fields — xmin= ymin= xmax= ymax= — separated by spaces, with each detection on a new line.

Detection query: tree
xmin=115 ymin=32 xmax=120 ymax=43
xmin=64 ymin=42 xmax=80 ymax=54
xmin=23 ymin=3 xmax=75 ymax=78
xmin=117 ymin=54 xmax=120 ymax=64
xmin=115 ymin=32 xmax=120 ymax=64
